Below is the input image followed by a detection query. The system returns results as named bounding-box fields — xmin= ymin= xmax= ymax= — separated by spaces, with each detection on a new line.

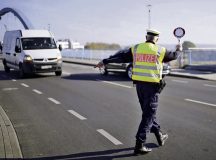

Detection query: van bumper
xmin=22 ymin=61 xmax=62 ymax=73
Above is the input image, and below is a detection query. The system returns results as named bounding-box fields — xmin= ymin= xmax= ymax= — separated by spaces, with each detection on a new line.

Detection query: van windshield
xmin=21 ymin=38 xmax=57 ymax=50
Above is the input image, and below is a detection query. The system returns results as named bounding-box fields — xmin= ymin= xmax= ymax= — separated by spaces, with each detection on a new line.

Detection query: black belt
xmin=133 ymin=80 xmax=159 ymax=85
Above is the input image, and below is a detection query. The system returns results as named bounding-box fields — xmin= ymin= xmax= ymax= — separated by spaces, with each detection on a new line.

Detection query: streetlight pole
xmin=48 ymin=23 xmax=50 ymax=31
xmin=146 ymin=4 xmax=152 ymax=29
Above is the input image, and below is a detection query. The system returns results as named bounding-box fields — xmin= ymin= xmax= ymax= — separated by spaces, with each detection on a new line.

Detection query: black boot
xmin=134 ymin=141 xmax=152 ymax=155
xmin=155 ymin=131 xmax=168 ymax=146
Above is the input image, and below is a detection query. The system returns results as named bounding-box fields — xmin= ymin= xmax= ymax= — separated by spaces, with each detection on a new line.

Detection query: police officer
xmin=95 ymin=29 xmax=182 ymax=155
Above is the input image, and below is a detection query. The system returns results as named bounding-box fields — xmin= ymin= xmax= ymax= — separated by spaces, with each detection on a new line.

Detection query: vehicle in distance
xmin=99 ymin=48 xmax=171 ymax=79
xmin=2 ymin=29 xmax=62 ymax=78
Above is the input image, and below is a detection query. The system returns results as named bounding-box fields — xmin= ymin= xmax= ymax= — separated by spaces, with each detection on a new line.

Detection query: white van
xmin=2 ymin=29 xmax=62 ymax=77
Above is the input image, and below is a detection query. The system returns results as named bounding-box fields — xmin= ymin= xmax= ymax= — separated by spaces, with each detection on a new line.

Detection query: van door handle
xmin=13 ymin=53 xmax=16 ymax=56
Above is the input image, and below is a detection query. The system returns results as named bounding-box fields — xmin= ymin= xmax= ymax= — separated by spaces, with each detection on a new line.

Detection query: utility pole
xmin=146 ymin=4 xmax=152 ymax=29
xmin=48 ymin=23 xmax=50 ymax=31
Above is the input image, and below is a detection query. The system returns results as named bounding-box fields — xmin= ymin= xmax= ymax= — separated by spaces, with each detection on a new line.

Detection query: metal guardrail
xmin=61 ymin=49 xmax=117 ymax=60
xmin=184 ymin=49 xmax=216 ymax=65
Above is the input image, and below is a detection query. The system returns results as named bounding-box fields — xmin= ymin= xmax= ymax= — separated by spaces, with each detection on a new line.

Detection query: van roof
xmin=21 ymin=29 xmax=53 ymax=38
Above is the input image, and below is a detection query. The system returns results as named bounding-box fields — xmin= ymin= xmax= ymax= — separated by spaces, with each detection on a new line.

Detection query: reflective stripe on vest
xmin=132 ymin=43 xmax=165 ymax=83
xmin=133 ymin=72 xmax=160 ymax=78
xmin=133 ymin=64 xmax=158 ymax=70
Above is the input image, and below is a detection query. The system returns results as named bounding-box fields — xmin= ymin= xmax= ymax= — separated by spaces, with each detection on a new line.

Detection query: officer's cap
xmin=146 ymin=29 xmax=160 ymax=37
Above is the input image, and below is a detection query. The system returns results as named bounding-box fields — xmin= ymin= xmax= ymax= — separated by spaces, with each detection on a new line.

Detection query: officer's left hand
xmin=94 ymin=61 xmax=104 ymax=68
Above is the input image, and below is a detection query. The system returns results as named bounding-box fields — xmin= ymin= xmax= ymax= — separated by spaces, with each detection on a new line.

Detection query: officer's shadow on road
xmin=62 ymin=73 xmax=131 ymax=82
xmin=21 ymin=144 xmax=158 ymax=160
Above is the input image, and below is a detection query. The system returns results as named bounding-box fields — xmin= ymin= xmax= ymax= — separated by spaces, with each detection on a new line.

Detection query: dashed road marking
xmin=48 ymin=98 xmax=61 ymax=104
xmin=2 ymin=88 xmax=18 ymax=91
xmin=185 ymin=99 xmax=216 ymax=107
xmin=172 ymin=79 xmax=188 ymax=83
xmin=12 ymin=79 xmax=17 ymax=81
xmin=68 ymin=110 xmax=87 ymax=120
xmin=32 ymin=89 xmax=43 ymax=94
xmin=96 ymin=79 xmax=132 ymax=89
xmin=21 ymin=83 xmax=29 ymax=87
xmin=97 ymin=129 xmax=123 ymax=145
xmin=204 ymin=84 xmax=216 ymax=88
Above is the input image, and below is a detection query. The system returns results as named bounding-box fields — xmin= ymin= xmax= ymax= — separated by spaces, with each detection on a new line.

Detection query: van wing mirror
xmin=15 ymin=46 xmax=21 ymax=53
xmin=59 ymin=45 xmax=62 ymax=51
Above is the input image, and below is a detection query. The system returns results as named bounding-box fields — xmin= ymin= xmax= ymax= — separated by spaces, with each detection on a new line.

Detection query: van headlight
xmin=57 ymin=55 xmax=62 ymax=63
xmin=24 ymin=55 xmax=33 ymax=62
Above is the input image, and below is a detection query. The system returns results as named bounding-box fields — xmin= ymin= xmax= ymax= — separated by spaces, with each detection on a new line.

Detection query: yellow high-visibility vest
xmin=132 ymin=42 xmax=166 ymax=83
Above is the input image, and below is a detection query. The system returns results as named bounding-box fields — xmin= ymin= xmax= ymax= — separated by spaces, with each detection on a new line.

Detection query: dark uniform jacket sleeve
xmin=102 ymin=47 xmax=181 ymax=64
xmin=163 ymin=49 xmax=181 ymax=63
xmin=102 ymin=48 xmax=133 ymax=64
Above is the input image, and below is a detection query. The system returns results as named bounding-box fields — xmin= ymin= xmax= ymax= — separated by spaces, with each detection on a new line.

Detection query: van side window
xmin=0 ymin=41 xmax=2 ymax=52
xmin=16 ymin=38 xmax=21 ymax=49
xmin=15 ymin=38 xmax=21 ymax=53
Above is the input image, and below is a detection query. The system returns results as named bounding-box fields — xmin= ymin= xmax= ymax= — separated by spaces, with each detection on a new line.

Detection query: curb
xmin=63 ymin=59 xmax=96 ymax=67
xmin=0 ymin=105 xmax=23 ymax=159
xmin=168 ymin=73 xmax=206 ymax=80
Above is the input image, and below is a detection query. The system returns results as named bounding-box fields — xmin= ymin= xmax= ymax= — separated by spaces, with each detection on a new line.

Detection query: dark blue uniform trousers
xmin=136 ymin=82 xmax=160 ymax=143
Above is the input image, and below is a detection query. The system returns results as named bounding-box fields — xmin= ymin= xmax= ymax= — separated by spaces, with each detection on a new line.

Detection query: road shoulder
xmin=0 ymin=105 xmax=23 ymax=159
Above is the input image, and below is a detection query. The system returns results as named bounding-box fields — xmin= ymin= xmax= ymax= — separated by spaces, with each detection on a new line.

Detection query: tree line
xmin=85 ymin=42 xmax=121 ymax=50
xmin=182 ymin=41 xmax=196 ymax=50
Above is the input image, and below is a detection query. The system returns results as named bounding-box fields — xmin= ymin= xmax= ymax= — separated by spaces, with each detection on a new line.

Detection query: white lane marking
xmin=97 ymin=129 xmax=123 ymax=145
xmin=12 ymin=79 xmax=17 ymax=81
xmin=32 ymin=89 xmax=43 ymax=94
xmin=2 ymin=88 xmax=18 ymax=91
xmin=185 ymin=99 xmax=216 ymax=107
xmin=68 ymin=110 xmax=87 ymax=120
xmin=204 ymin=84 xmax=216 ymax=88
xmin=172 ymin=79 xmax=188 ymax=83
xmin=21 ymin=83 xmax=29 ymax=87
xmin=48 ymin=98 xmax=61 ymax=104
xmin=96 ymin=79 xmax=132 ymax=89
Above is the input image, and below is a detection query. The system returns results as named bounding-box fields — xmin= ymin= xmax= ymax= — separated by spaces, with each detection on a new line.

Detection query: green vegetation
xmin=182 ymin=41 xmax=196 ymax=50
xmin=85 ymin=42 xmax=121 ymax=50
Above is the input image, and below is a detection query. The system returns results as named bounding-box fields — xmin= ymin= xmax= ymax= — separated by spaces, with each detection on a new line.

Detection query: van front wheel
xmin=4 ymin=65 xmax=10 ymax=73
xmin=55 ymin=71 xmax=62 ymax=76
xmin=19 ymin=64 xmax=25 ymax=78
xmin=3 ymin=60 xmax=10 ymax=73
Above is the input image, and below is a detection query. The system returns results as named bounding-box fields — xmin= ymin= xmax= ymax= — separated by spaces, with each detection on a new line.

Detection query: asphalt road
xmin=0 ymin=62 xmax=216 ymax=160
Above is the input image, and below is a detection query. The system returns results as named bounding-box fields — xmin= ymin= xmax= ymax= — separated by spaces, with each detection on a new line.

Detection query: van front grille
xmin=34 ymin=58 xmax=57 ymax=62
xmin=34 ymin=58 xmax=43 ymax=61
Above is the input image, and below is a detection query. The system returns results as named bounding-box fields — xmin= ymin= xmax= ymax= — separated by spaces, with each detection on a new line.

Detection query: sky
xmin=0 ymin=0 xmax=216 ymax=47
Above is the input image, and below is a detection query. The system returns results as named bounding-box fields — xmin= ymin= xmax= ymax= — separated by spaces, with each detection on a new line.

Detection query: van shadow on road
xmin=0 ymin=70 xmax=12 ymax=80
xmin=0 ymin=69 xmax=59 ymax=80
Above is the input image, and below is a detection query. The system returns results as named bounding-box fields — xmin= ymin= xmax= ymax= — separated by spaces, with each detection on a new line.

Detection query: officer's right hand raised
xmin=175 ymin=44 xmax=182 ymax=51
